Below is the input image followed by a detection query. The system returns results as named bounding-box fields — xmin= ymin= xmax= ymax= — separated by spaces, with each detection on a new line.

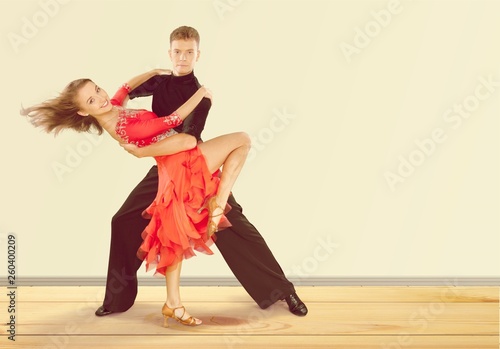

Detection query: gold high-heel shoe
xmin=161 ymin=303 xmax=201 ymax=327
xmin=198 ymin=196 xmax=225 ymax=237
xmin=207 ymin=196 xmax=225 ymax=237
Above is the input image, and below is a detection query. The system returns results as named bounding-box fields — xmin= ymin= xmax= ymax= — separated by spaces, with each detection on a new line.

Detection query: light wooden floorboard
xmin=15 ymin=285 xmax=500 ymax=302
xmin=8 ymin=336 xmax=500 ymax=349
xmin=1 ymin=286 xmax=498 ymax=348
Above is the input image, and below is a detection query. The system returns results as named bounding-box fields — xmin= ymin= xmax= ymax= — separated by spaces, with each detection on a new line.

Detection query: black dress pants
xmin=102 ymin=166 xmax=295 ymax=312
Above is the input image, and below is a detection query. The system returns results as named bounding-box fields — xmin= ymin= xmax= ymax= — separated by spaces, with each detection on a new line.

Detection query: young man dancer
xmin=95 ymin=26 xmax=307 ymax=317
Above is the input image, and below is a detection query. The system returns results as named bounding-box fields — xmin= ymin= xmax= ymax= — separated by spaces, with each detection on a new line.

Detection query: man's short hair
xmin=170 ymin=26 xmax=200 ymax=47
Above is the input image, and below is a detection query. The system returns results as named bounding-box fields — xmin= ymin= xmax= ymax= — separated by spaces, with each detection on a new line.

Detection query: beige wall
xmin=0 ymin=0 xmax=498 ymax=279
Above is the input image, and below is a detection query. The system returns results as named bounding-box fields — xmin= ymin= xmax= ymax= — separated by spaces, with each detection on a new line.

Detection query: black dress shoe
xmin=95 ymin=306 xmax=113 ymax=317
xmin=283 ymin=293 xmax=308 ymax=316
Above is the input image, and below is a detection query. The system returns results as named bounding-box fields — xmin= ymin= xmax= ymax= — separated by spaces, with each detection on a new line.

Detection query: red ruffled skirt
xmin=136 ymin=146 xmax=228 ymax=276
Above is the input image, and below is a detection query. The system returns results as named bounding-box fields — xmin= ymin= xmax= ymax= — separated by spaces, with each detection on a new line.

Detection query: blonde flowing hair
xmin=21 ymin=78 xmax=103 ymax=135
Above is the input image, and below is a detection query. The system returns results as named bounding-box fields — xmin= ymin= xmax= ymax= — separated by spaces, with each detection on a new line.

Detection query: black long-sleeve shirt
xmin=128 ymin=71 xmax=211 ymax=141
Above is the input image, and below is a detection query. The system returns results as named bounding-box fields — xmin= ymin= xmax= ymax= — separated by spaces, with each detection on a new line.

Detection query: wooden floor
xmin=1 ymin=286 xmax=498 ymax=348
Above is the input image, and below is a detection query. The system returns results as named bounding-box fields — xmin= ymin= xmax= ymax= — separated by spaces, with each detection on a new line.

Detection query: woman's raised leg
xmin=197 ymin=132 xmax=251 ymax=229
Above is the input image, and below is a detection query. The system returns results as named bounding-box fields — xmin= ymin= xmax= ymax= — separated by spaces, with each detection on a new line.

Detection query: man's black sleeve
xmin=176 ymin=97 xmax=211 ymax=141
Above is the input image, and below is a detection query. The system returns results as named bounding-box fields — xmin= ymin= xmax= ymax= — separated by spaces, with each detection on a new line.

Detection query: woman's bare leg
xmin=162 ymin=132 xmax=249 ymax=325
xmin=164 ymin=261 xmax=202 ymax=325
xmin=197 ymin=132 xmax=251 ymax=225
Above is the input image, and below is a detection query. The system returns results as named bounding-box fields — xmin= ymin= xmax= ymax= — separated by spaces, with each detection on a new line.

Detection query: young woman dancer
xmin=22 ymin=69 xmax=250 ymax=327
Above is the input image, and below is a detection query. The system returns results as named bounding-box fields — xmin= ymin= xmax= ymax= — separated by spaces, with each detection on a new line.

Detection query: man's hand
xmin=119 ymin=134 xmax=196 ymax=158
xmin=120 ymin=143 xmax=143 ymax=158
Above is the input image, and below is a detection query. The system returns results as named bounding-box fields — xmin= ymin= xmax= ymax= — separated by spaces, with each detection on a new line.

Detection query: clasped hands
xmin=121 ymin=68 xmax=212 ymax=158
xmin=153 ymin=68 xmax=212 ymax=101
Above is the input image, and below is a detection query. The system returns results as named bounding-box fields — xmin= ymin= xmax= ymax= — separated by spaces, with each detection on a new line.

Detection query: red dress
xmin=111 ymin=84 xmax=223 ymax=276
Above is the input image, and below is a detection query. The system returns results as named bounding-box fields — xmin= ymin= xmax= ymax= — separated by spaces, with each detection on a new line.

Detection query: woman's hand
xmin=175 ymin=86 xmax=212 ymax=120
xmin=120 ymin=143 xmax=143 ymax=158
xmin=154 ymin=68 xmax=172 ymax=75
xmin=199 ymin=86 xmax=213 ymax=102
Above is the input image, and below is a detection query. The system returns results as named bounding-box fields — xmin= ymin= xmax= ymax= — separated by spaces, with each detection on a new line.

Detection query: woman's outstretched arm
xmin=126 ymin=69 xmax=172 ymax=91
xmin=116 ymin=69 xmax=172 ymax=107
